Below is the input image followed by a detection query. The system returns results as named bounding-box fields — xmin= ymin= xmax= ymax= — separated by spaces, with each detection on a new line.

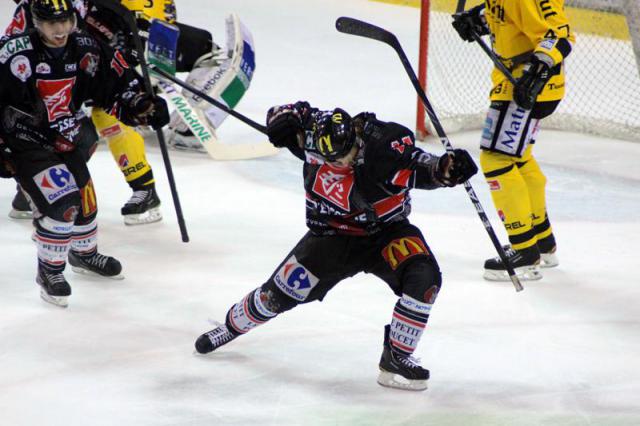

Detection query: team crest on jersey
xmin=274 ymin=255 xmax=319 ymax=302
xmin=312 ymin=164 xmax=354 ymax=211
xmin=33 ymin=165 xmax=78 ymax=204
xmin=36 ymin=78 xmax=76 ymax=122
xmin=36 ymin=63 xmax=51 ymax=74
xmin=10 ymin=55 xmax=31 ymax=82
xmin=80 ymin=53 xmax=99 ymax=77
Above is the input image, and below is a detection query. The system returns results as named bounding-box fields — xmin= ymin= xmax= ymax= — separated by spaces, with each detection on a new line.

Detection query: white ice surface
xmin=1 ymin=1 xmax=639 ymax=425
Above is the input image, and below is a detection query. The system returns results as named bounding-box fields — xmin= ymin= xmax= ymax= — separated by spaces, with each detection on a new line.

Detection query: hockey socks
xmin=195 ymin=288 xmax=278 ymax=354
xmin=226 ymin=288 xmax=278 ymax=335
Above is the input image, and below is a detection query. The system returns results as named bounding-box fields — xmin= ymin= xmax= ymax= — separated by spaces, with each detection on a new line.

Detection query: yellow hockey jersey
xmin=120 ymin=0 xmax=176 ymax=23
xmin=484 ymin=0 xmax=575 ymax=102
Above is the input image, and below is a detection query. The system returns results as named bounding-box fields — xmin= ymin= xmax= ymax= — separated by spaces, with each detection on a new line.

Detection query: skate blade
xmin=377 ymin=370 xmax=428 ymax=391
xmin=483 ymin=265 xmax=542 ymax=282
xmin=39 ymin=288 xmax=69 ymax=308
xmin=9 ymin=209 xmax=33 ymax=219
xmin=123 ymin=208 xmax=163 ymax=226
xmin=71 ymin=266 xmax=125 ymax=280
xmin=540 ymin=252 xmax=559 ymax=268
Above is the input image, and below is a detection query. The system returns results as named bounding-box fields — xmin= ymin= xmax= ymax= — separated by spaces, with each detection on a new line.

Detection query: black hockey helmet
xmin=313 ymin=108 xmax=356 ymax=161
xmin=31 ymin=0 xmax=75 ymax=22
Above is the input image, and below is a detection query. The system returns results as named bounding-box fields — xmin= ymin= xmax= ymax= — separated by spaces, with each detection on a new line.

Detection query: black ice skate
xmin=194 ymin=324 xmax=239 ymax=354
xmin=377 ymin=325 xmax=429 ymax=391
xmin=483 ymin=245 xmax=542 ymax=281
xmin=68 ymin=250 xmax=124 ymax=280
xmin=121 ymin=188 xmax=162 ymax=225
xmin=9 ymin=186 xmax=33 ymax=219
xmin=37 ymin=269 xmax=72 ymax=308
xmin=537 ymin=234 xmax=559 ymax=268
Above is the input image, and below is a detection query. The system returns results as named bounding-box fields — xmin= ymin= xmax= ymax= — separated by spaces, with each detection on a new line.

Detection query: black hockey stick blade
xmin=150 ymin=65 xmax=268 ymax=135
xmin=336 ymin=17 xmax=398 ymax=47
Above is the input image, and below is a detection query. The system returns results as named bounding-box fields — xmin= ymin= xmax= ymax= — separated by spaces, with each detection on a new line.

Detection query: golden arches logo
xmin=382 ymin=237 xmax=428 ymax=270
xmin=81 ymin=180 xmax=97 ymax=216
xmin=318 ymin=134 xmax=334 ymax=155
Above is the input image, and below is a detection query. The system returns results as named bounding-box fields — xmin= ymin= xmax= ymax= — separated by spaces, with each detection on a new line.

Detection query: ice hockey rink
xmin=1 ymin=0 xmax=639 ymax=425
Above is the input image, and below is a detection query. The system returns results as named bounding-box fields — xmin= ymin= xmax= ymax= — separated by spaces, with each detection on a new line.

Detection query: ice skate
xmin=483 ymin=245 xmax=542 ymax=281
xmin=37 ymin=269 xmax=71 ymax=308
xmin=377 ymin=325 xmax=429 ymax=391
xmin=121 ymin=188 xmax=162 ymax=225
xmin=194 ymin=323 xmax=238 ymax=354
xmin=9 ymin=187 xmax=33 ymax=219
xmin=68 ymin=250 xmax=124 ymax=280
xmin=537 ymin=234 xmax=559 ymax=268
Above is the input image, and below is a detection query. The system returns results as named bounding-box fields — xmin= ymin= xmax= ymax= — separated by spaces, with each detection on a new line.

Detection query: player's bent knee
xmin=44 ymin=192 xmax=81 ymax=223
xmin=401 ymin=259 xmax=442 ymax=303
xmin=260 ymin=280 xmax=299 ymax=314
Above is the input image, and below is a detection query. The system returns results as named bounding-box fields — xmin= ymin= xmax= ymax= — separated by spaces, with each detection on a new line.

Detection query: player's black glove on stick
xmin=435 ymin=149 xmax=478 ymax=187
xmin=122 ymin=93 xmax=170 ymax=130
xmin=514 ymin=54 xmax=552 ymax=110
xmin=451 ymin=5 xmax=489 ymax=42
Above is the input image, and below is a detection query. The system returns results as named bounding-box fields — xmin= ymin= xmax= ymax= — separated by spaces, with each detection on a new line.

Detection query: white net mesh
xmin=421 ymin=0 xmax=640 ymax=141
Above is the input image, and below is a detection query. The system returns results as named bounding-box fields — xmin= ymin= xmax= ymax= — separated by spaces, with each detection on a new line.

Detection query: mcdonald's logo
xmin=318 ymin=134 xmax=333 ymax=155
xmin=48 ymin=0 xmax=69 ymax=11
xmin=382 ymin=236 xmax=428 ymax=270
xmin=81 ymin=179 xmax=97 ymax=217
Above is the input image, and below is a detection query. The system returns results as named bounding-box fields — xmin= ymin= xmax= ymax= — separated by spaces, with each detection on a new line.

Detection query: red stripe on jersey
xmin=391 ymin=169 xmax=413 ymax=187
xmin=373 ymin=194 xmax=405 ymax=217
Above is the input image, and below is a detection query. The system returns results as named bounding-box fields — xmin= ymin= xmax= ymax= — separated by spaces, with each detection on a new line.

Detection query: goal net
xmin=416 ymin=0 xmax=640 ymax=141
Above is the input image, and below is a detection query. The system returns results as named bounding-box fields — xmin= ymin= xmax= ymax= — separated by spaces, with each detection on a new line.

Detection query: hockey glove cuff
xmin=514 ymin=54 xmax=553 ymax=110
xmin=435 ymin=149 xmax=478 ymax=187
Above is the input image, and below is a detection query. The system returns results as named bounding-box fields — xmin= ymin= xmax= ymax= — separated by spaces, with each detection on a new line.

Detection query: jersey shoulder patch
xmin=0 ymin=34 xmax=33 ymax=64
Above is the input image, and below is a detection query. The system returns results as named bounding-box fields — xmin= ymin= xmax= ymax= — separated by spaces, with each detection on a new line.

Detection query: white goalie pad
xmin=175 ymin=13 xmax=255 ymax=130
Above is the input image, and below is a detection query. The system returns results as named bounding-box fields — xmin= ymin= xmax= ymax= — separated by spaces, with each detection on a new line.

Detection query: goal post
xmin=415 ymin=0 xmax=640 ymax=141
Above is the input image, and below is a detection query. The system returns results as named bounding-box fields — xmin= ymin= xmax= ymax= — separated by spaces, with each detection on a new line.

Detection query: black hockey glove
xmin=122 ymin=93 xmax=170 ymax=130
xmin=514 ymin=54 xmax=553 ymax=110
xmin=452 ymin=5 xmax=489 ymax=43
xmin=266 ymin=104 xmax=305 ymax=148
xmin=435 ymin=149 xmax=478 ymax=187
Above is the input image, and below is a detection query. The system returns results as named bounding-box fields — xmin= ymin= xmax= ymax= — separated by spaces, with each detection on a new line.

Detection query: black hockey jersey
xmin=0 ymin=29 xmax=144 ymax=148
xmin=289 ymin=106 xmax=444 ymax=236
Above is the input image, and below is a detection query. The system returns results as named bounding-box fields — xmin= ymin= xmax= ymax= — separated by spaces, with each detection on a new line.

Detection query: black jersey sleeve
xmin=362 ymin=120 xmax=443 ymax=190
xmin=84 ymin=35 xmax=147 ymax=126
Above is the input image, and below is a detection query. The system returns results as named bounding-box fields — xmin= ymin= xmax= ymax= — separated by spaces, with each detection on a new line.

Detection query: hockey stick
xmin=454 ymin=1 xmax=518 ymax=85
xmin=336 ymin=17 xmax=523 ymax=292
xmin=149 ymin=65 xmax=268 ymax=134
xmin=90 ymin=0 xmax=189 ymax=242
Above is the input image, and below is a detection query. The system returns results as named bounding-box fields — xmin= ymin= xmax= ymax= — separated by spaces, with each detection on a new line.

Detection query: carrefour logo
xmin=274 ymin=255 xmax=319 ymax=301
xmin=33 ymin=165 xmax=78 ymax=204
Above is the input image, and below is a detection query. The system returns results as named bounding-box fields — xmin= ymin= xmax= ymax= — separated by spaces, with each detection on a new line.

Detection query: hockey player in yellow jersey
xmin=452 ymin=0 xmax=575 ymax=281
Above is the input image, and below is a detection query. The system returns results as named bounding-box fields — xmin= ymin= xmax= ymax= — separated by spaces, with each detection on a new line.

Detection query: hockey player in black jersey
xmin=0 ymin=0 xmax=169 ymax=307
xmin=194 ymin=102 xmax=478 ymax=391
